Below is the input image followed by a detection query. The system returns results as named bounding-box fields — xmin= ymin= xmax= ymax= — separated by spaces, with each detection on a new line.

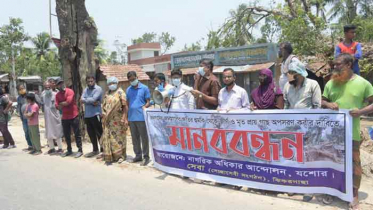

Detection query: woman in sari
xmin=101 ymin=77 xmax=128 ymax=164
xmin=251 ymin=68 xmax=284 ymax=110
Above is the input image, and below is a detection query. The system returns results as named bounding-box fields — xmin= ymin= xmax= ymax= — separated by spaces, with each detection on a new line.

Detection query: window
xmin=154 ymin=51 xmax=159 ymax=57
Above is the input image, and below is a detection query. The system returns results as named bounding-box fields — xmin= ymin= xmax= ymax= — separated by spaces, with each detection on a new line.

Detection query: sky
xmin=0 ymin=0 xmax=276 ymax=53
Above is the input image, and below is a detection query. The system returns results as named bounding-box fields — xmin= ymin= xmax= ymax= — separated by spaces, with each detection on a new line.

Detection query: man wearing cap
xmin=283 ymin=59 xmax=321 ymax=202
xmin=283 ymin=60 xmax=322 ymax=110
xmin=55 ymin=79 xmax=83 ymax=158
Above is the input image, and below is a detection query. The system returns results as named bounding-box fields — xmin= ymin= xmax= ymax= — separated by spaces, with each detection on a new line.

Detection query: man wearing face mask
xmin=283 ymin=59 xmax=321 ymax=202
xmin=278 ymin=42 xmax=301 ymax=92
xmin=17 ymin=84 xmax=33 ymax=150
xmin=322 ymin=53 xmax=373 ymax=209
xmin=169 ymin=69 xmax=195 ymax=110
xmin=55 ymin=78 xmax=83 ymax=158
xmin=41 ymin=81 xmax=64 ymax=154
xmin=153 ymin=73 xmax=174 ymax=109
xmin=81 ymin=74 xmax=103 ymax=158
xmin=191 ymin=59 xmax=221 ymax=110
xmin=283 ymin=60 xmax=321 ymax=110
xmin=126 ymin=71 xmax=151 ymax=166
xmin=218 ymin=68 xmax=250 ymax=111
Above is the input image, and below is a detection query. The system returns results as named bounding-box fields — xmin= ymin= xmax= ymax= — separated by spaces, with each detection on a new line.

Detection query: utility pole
xmin=11 ymin=45 xmax=17 ymax=97
xmin=49 ymin=0 xmax=52 ymax=37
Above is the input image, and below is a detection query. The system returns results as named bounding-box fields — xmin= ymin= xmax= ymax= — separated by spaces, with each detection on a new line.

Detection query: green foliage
xmin=159 ymin=32 xmax=176 ymax=55
xmin=107 ymin=51 xmax=119 ymax=65
xmin=0 ymin=18 xmax=61 ymax=80
xmin=94 ymin=39 xmax=108 ymax=65
xmin=131 ymin=32 xmax=157 ymax=44
xmin=131 ymin=32 xmax=176 ymax=54
xmin=352 ymin=16 xmax=373 ymax=42
xmin=182 ymin=40 xmax=203 ymax=52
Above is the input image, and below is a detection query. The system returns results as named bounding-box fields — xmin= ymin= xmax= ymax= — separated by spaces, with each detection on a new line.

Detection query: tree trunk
xmin=55 ymin=0 xmax=98 ymax=141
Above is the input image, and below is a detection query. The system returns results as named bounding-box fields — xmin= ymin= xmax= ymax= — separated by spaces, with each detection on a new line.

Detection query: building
xmin=169 ymin=43 xmax=278 ymax=94
xmin=18 ymin=76 xmax=43 ymax=94
xmin=97 ymin=64 xmax=151 ymax=93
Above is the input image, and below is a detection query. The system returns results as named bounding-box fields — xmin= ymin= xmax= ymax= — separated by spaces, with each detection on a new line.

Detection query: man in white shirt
xmin=218 ymin=68 xmax=250 ymax=111
xmin=169 ymin=69 xmax=195 ymax=110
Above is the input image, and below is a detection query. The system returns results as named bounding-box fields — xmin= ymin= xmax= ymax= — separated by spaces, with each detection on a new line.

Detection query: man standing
xmin=218 ymin=68 xmax=250 ymax=111
xmin=278 ymin=42 xmax=301 ymax=91
xmin=42 ymin=81 xmax=64 ymax=154
xmin=0 ymin=88 xmax=15 ymax=149
xmin=283 ymin=59 xmax=321 ymax=202
xmin=126 ymin=71 xmax=151 ymax=166
xmin=17 ymin=85 xmax=32 ymax=150
xmin=81 ymin=75 xmax=103 ymax=158
xmin=153 ymin=73 xmax=174 ymax=109
xmin=55 ymin=79 xmax=83 ymax=158
xmin=322 ymin=53 xmax=373 ymax=209
xmin=191 ymin=59 xmax=221 ymax=110
xmin=169 ymin=69 xmax=195 ymax=110
xmin=335 ymin=25 xmax=362 ymax=75
xmin=283 ymin=60 xmax=321 ymax=110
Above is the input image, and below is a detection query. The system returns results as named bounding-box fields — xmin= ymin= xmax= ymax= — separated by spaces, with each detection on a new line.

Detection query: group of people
xmin=0 ymin=24 xmax=367 ymax=209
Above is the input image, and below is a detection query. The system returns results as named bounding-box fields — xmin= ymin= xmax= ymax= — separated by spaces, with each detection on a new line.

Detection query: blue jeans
xmin=22 ymin=118 xmax=32 ymax=147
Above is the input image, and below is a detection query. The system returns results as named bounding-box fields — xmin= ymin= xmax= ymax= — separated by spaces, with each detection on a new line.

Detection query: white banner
xmin=145 ymin=109 xmax=353 ymax=202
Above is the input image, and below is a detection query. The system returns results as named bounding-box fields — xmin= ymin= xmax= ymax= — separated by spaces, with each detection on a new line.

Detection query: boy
xmin=24 ymin=93 xmax=42 ymax=155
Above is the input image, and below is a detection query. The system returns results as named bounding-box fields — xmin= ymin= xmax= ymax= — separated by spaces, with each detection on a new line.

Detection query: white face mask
xmin=108 ymin=84 xmax=118 ymax=91
xmin=172 ymin=78 xmax=181 ymax=87
xmin=130 ymin=79 xmax=139 ymax=87
xmin=198 ymin=67 xmax=205 ymax=77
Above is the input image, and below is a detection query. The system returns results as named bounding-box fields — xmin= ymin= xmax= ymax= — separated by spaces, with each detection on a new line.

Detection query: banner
xmin=144 ymin=109 xmax=353 ymax=202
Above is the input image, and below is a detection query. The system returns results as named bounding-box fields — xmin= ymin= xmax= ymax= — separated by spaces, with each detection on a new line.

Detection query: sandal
xmin=117 ymin=158 xmax=125 ymax=164
xmin=349 ymin=197 xmax=360 ymax=210
xmin=322 ymin=195 xmax=334 ymax=205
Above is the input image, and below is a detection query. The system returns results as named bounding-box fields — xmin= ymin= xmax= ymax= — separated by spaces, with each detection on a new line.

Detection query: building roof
xmin=18 ymin=76 xmax=42 ymax=83
xmin=166 ymin=62 xmax=275 ymax=76
xmin=0 ymin=74 xmax=9 ymax=82
xmin=99 ymin=65 xmax=150 ymax=82
xmin=127 ymin=43 xmax=161 ymax=51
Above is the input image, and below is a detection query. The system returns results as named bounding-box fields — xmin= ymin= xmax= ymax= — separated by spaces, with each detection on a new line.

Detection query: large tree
xmin=56 ymin=0 xmax=99 ymax=137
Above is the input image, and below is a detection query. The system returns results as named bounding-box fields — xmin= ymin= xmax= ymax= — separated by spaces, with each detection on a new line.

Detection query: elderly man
xmin=191 ymin=59 xmax=221 ymax=110
xmin=218 ymin=68 xmax=250 ymax=111
xmin=42 ymin=81 xmax=64 ymax=154
xmin=322 ymin=53 xmax=373 ymax=209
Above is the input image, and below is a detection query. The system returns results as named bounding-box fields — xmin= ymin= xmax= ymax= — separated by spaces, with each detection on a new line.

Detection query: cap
xmin=55 ymin=78 xmax=64 ymax=85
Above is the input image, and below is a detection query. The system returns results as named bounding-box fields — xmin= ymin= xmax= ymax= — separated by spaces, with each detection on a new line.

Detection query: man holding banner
xmin=323 ymin=53 xmax=373 ymax=210
xmin=283 ymin=59 xmax=322 ymax=202
xmin=218 ymin=68 xmax=250 ymax=111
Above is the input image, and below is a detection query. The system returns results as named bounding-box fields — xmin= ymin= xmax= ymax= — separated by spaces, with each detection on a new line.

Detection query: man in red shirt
xmin=55 ymin=79 xmax=83 ymax=158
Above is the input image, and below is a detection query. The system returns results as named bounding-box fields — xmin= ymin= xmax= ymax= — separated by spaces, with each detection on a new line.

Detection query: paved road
xmin=0 ymin=119 xmax=370 ymax=210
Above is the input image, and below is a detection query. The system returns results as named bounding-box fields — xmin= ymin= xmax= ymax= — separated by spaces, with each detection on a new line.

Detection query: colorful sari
xmin=101 ymin=88 xmax=127 ymax=162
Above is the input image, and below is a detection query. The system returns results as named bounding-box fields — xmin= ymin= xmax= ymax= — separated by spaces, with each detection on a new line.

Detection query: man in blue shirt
xmin=81 ymin=74 xmax=103 ymax=158
xmin=335 ymin=24 xmax=363 ymax=75
xmin=126 ymin=71 xmax=151 ymax=166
